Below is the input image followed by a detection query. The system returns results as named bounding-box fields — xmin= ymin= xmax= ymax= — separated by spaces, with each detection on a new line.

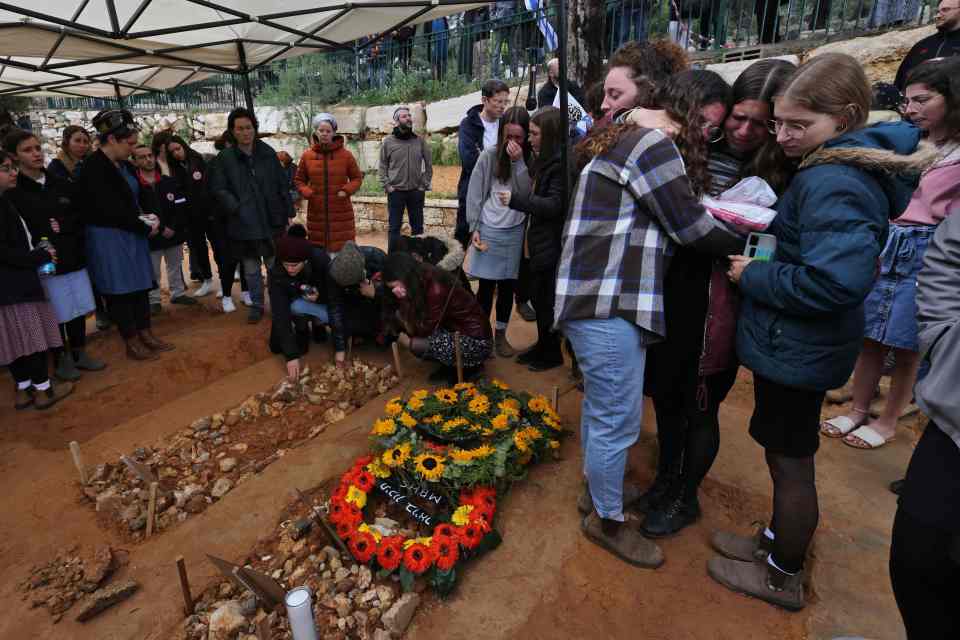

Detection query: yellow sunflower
xmin=449 ymin=445 xmax=496 ymax=463
xmin=384 ymin=401 xmax=403 ymax=418
xmin=451 ymin=504 xmax=475 ymax=526
xmin=514 ymin=427 xmax=542 ymax=453
xmin=412 ymin=389 xmax=430 ymax=400
xmin=365 ymin=459 xmax=391 ymax=478
xmin=403 ymin=536 xmax=433 ymax=550
xmin=399 ymin=412 xmax=417 ymax=428
xmin=453 ymin=382 xmax=475 ymax=392
xmin=468 ymin=394 xmax=490 ymax=415
xmin=406 ymin=396 xmax=424 ymax=411
xmin=528 ymin=396 xmax=549 ymax=413
xmin=491 ymin=413 xmax=510 ymax=431
xmin=382 ymin=443 xmax=411 ymax=468
xmin=441 ymin=416 xmax=469 ymax=432
xmin=497 ymin=399 xmax=520 ymax=418
xmin=358 ymin=522 xmax=382 ymax=543
xmin=491 ymin=378 xmax=510 ymax=390
xmin=543 ymin=415 xmax=562 ymax=431
xmin=548 ymin=440 xmax=560 ymax=450
xmin=423 ymin=414 xmax=443 ymax=425
xmin=345 ymin=485 xmax=367 ymax=508
xmin=434 ymin=389 xmax=458 ymax=404
xmin=371 ymin=418 xmax=397 ymax=437
xmin=414 ymin=453 xmax=446 ymax=482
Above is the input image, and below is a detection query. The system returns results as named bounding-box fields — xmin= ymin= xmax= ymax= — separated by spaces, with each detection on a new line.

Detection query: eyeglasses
xmin=937 ymin=3 xmax=960 ymax=13
xmin=0 ymin=163 xmax=19 ymax=174
xmin=767 ymin=119 xmax=808 ymax=138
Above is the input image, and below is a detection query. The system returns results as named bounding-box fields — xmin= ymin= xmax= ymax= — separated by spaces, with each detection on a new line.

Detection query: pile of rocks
xmin=19 ymin=545 xmax=139 ymax=624
xmin=82 ymin=361 xmax=399 ymax=542
xmin=184 ymin=506 xmax=423 ymax=640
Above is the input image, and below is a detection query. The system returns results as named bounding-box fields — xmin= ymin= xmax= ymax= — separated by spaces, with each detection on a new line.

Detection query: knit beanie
xmin=275 ymin=234 xmax=312 ymax=263
xmin=329 ymin=241 xmax=366 ymax=287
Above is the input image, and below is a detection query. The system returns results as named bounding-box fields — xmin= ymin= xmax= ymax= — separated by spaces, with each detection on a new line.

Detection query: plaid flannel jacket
xmin=555 ymin=126 xmax=742 ymax=340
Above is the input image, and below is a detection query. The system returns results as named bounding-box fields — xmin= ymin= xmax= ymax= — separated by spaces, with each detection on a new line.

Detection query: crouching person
xmin=268 ymin=230 xmax=331 ymax=381
xmin=382 ymin=252 xmax=492 ymax=384
xmin=327 ymin=241 xmax=387 ymax=366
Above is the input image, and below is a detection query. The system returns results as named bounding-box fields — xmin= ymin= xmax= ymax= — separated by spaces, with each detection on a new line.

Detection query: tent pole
xmin=558 ymin=0 xmax=569 ymax=213
xmin=236 ymin=41 xmax=255 ymax=112
xmin=113 ymin=79 xmax=125 ymax=107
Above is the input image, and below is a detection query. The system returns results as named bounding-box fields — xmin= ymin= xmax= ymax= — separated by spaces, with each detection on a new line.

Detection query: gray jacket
xmin=465 ymin=148 xmax=531 ymax=233
xmin=916 ymin=210 xmax=960 ymax=447
xmin=378 ymin=133 xmax=432 ymax=192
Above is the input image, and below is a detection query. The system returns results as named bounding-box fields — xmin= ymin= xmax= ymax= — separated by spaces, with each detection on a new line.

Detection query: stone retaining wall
xmin=352 ymin=196 xmax=458 ymax=237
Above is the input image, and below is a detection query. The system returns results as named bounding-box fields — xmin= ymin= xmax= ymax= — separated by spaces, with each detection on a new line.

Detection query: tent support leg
xmin=558 ymin=0 xmax=569 ymax=210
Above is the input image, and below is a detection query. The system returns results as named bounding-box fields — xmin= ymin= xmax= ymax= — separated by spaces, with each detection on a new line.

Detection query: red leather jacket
xmin=407 ymin=270 xmax=492 ymax=340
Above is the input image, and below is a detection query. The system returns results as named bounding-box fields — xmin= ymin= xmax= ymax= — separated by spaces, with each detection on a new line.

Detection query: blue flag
xmin=525 ymin=0 xmax=559 ymax=51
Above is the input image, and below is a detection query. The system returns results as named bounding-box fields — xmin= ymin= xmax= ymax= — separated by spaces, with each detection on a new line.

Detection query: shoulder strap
xmin=433 ymin=285 xmax=457 ymax=334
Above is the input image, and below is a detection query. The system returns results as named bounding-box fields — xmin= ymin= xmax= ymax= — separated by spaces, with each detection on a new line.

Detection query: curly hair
xmin=608 ymin=39 xmax=690 ymax=109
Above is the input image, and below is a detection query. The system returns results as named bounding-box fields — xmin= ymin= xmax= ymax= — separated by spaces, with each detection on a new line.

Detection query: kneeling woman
xmin=383 ymin=252 xmax=492 ymax=384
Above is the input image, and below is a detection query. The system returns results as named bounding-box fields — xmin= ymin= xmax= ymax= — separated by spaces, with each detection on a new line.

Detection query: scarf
xmin=392 ymin=126 xmax=416 ymax=140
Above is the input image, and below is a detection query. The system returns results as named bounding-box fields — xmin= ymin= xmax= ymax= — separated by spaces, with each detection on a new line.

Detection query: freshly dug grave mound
xmin=78 ymin=361 xmax=399 ymax=543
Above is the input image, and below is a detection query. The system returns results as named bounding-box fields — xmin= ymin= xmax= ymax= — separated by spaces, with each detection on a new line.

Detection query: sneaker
xmin=222 ymin=296 xmax=237 ymax=313
xmin=150 ymin=303 xmax=162 ymax=315
xmin=580 ymin=512 xmax=664 ymax=569
xmin=247 ymin=307 xmax=264 ymax=324
xmin=516 ymin=302 xmax=537 ymax=322
xmin=216 ymin=289 xmax=224 ymax=299
xmin=54 ymin=352 xmax=82 ymax=382
xmin=707 ymin=556 xmax=805 ymax=611
xmin=73 ymin=350 xmax=106 ymax=372
xmin=640 ymin=495 xmax=701 ymax=538
xmin=192 ymin=279 xmax=215 ymax=297
xmin=577 ymin=482 xmax=644 ymax=515
xmin=34 ymin=381 xmax=75 ymax=410
xmin=241 ymin=291 xmax=253 ymax=307
xmin=171 ymin=295 xmax=198 ymax=306
xmin=711 ymin=526 xmax=774 ymax=563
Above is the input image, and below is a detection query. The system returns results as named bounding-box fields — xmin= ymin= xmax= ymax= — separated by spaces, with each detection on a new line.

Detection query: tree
xmin=568 ymin=0 xmax=606 ymax=86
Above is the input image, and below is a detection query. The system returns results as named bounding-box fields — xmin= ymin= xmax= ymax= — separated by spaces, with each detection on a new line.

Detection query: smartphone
xmin=743 ymin=232 xmax=777 ymax=262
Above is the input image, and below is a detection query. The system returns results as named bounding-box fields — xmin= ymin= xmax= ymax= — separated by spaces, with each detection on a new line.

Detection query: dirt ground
xmin=0 ymin=231 xmax=913 ymax=640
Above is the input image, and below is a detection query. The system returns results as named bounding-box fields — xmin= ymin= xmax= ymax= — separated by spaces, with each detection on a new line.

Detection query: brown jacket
xmin=404 ymin=269 xmax=492 ymax=340
xmin=294 ymin=136 xmax=363 ymax=252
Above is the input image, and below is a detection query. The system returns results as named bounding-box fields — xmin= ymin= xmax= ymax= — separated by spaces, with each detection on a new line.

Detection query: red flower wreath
xmin=353 ymin=469 xmax=376 ymax=493
xmin=456 ymin=522 xmax=485 ymax=550
xmin=433 ymin=523 xmax=456 ymax=539
xmin=403 ymin=543 xmax=433 ymax=575
xmin=349 ymin=530 xmax=377 ymax=564
xmin=431 ymin=536 xmax=460 ymax=572
xmin=377 ymin=536 xmax=404 ymax=571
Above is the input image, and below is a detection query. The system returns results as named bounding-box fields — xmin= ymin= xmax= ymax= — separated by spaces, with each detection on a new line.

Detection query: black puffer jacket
xmin=0 ymin=197 xmax=53 ymax=307
xmin=7 ymin=170 xmax=85 ymax=274
xmin=268 ymin=249 xmax=331 ymax=361
xmin=73 ymin=150 xmax=153 ymax=236
xmin=209 ymin=141 xmax=292 ymax=242
xmin=174 ymin=153 xmax=219 ymax=225
xmin=509 ymin=153 xmax=565 ymax=272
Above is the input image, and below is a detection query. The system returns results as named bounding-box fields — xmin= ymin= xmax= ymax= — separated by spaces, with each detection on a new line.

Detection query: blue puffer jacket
xmin=737 ymin=122 xmax=935 ymax=391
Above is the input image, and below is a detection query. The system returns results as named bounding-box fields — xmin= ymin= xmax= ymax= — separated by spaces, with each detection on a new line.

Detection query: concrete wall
xmin=352 ymin=196 xmax=458 ymax=237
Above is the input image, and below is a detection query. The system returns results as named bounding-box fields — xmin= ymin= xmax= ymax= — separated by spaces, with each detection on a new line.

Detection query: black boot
xmin=312 ymin=322 xmax=328 ymax=343
xmin=634 ymin=462 xmax=681 ymax=515
xmin=641 ymin=488 xmax=701 ymax=538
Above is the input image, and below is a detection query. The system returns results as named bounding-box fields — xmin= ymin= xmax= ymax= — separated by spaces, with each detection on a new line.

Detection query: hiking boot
xmin=634 ymin=468 xmax=681 ymax=515
xmin=139 ymin=330 xmax=174 ymax=352
xmin=95 ymin=310 xmax=111 ymax=331
xmin=528 ymin=353 xmax=564 ymax=372
xmin=577 ymin=482 xmax=644 ymax=515
xmin=14 ymin=387 xmax=34 ymax=410
xmin=641 ymin=494 xmax=701 ymax=538
xmin=125 ymin=337 xmax=158 ymax=361
xmin=707 ymin=556 xmax=805 ymax=611
xmin=711 ymin=526 xmax=774 ymax=563
xmin=515 ymin=344 xmax=542 ymax=366
xmin=73 ymin=350 xmax=106 ymax=372
xmin=54 ymin=352 xmax=82 ymax=382
xmin=247 ymin=307 xmax=264 ymax=324
xmin=494 ymin=329 xmax=515 ymax=358
xmin=581 ymin=513 xmax=664 ymax=569
xmin=516 ymin=302 xmax=537 ymax=322
xmin=34 ymin=381 xmax=75 ymax=410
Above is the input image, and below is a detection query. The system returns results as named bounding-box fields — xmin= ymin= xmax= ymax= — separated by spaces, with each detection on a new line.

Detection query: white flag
xmin=524 ymin=0 xmax=559 ymax=51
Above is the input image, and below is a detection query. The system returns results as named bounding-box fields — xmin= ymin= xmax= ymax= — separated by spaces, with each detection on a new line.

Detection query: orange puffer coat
xmin=294 ymin=136 xmax=363 ymax=252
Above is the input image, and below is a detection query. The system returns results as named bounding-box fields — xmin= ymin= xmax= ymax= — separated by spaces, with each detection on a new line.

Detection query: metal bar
xmin=559 ymin=0 xmax=568 ymax=220
xmin=258 ymin=18 xmax=347 ymax=47
xmin=40 ymin=31 xmax=67 ymax=69
xmin=248 ymin=46 xmax=293 ymax=73
xmin=183 ymin=0 xmax=251 ymax=20
xmin=0 ymin=3 xmax=115 ymax=38
xmin=360 ymin=6 xmax=434 ymax=51
xmin=105 ymin=0 xmax=121 ymax=35
xmin=258 ymin=5 xmax=345 ymax=20
xmin=237 ymin=41 xmax=255 ymax=112
xmin=113 ymin=79 xmax=125 ymax=106
xmin=294 ymin=6 xmax=353 ymax=46
xmin=126 ymin=17 xmax=248 ymax=39
xmin=70 ymin=0 xmax=91 ymax=22
xmin=121 ymin=0 xmax=156 ymax=35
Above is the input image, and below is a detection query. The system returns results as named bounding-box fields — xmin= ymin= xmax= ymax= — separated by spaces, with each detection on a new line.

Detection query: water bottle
xmin=36 ymin=237 xmax=56 ymax=276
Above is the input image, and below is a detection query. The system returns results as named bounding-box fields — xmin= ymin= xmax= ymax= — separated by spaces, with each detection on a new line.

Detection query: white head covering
xmin=311 ymin=112 xmax=338 ymax=132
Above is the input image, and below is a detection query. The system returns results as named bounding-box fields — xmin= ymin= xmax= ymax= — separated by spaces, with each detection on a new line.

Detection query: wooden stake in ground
xmin=391 ymin=341 xmax=403 ymax=379
xmin=176 ymin=556 xmax=194 ymax=616
xmin=453 ymin=331 xmax=464 ymax=384
xmin=293 ymin=488 xmax=350 ymax=557
xmin=346 ymin=336 xmax=353 ymax=363
xmin=146 ymin=482 xmax=158 ymax=538
xmin=69 ymin=441 xmax=87 ymax=485
xmin=551 ymin=386 xmax=559 ymax=412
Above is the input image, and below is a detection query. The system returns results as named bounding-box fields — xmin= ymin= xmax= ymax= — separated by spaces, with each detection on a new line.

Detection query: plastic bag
xmin=702 ymin=177 xmax=778 ymax=232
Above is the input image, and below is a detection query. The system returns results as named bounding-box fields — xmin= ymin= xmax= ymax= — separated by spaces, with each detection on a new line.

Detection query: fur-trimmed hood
xmin=411 ymin=233 xmax=465 ymax=272
xmin=799 ymin=121 xmax=934 ymax=217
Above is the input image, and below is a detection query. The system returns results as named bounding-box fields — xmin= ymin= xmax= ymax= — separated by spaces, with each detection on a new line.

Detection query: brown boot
xmin=580 ymin=512 xmax=664 ymax=569
xmin=711 ymin=526 xmax=773 ymax=563
xmin=34 ymin=381 xmax=75 ymax=410
xmin=707 ymin=556 xmax=805 ymax=611
xmin=14 ymin=387 xmax=34 ymax=410
xmin=139 ymin=330 xmax=174 ymax=352
xmin=125 ymin=337 xmax=158 ymax=361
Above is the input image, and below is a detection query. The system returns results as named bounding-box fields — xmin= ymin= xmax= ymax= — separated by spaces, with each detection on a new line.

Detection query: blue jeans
xmin=563 ymin=317 xmax=647 ymax=521
xmin=387 ymin=189 xmax=426 ymax=247
xmin=290 ymin=298 xmax=329 ymax=324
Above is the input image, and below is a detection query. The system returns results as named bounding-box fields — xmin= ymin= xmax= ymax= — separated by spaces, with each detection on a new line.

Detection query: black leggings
xmin=530 ymin=268 xmax=561 ymax=358
xmin=766 ymin=451 xmax=818 ymax=574
xmin=9 ymin=351 xmax=49 ymax=385
xmin=54 ymin=316 xmax=87 ymax=354
xmin=211 ymin=220 xmax=249 ymax=297
xmin=105 ymin=291 xmax=151 ymax=339
xmin=476 ymin=278 xmax=515 ymax=328
xmin=890 ymin=507 xmax=960 ymax=639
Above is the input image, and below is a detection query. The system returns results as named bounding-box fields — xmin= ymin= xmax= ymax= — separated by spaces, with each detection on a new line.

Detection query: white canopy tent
xmin=0 ymin=1 xmax=491 ymax=102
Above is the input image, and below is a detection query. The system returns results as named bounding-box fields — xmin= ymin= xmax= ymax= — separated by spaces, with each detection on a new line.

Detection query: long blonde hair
xmin=778 ymin=53 xmax=872 ymax=133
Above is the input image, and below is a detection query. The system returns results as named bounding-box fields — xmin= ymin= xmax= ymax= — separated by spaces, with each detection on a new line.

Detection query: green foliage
xmin=430 ymin=567 xmax=457 ymax=598
xmin=399 ymin=567 xmax=416 ymax=593
xmin=258 ymin=54 xmax=350 ymax=138
xmin=0 ymin=95 xmax=30 ymax=115
xmin=350 ymin=68 xmax=476 ymax=107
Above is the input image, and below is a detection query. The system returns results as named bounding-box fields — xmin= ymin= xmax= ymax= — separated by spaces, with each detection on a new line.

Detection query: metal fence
xmin=40 ymin=0 xmax=939 ymax=113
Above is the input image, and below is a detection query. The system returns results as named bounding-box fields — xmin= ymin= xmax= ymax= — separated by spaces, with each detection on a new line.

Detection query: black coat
xmin=509 ymin=154 xmax=565 ymax=273
xmin=328 ymin=246 xmax=387 ymax=354
xmin=7 ymin=170 xmax=85 ymax=274
xmin=73 ymin=150 xmax=153 ymax=237
xmin=894 ymin=29 xmax=960 ymax=90
xmin=209 ymin=141 xmax=292 ymax=242
xmin=174 ymin=154 xmax=219 ymax=226
xmin=268 ymin=249 xmax=332 ymax=361
xmin=0 ymin=197 xmax=53 ymax=307
xmin=536 ymin=80 xmax=586 ymax=111
xmin=139 ymin=172 xmax=190 ymax=251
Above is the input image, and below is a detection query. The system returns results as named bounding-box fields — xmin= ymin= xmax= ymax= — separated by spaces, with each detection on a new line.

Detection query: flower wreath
xmin=327 ymin=379 xmax=565 ymax=595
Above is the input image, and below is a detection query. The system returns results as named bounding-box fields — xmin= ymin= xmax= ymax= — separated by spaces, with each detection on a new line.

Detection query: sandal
xmin=820 ymin=410 xmax=867 ymax=438
xmin=843 ymin=425 xmax=895 ymax=450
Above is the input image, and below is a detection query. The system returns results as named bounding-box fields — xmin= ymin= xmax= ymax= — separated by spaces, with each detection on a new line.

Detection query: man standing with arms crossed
xmin=379 ymin=106 xmax=433 ymax=250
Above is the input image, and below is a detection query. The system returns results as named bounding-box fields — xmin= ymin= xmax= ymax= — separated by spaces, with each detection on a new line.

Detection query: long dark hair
xmin=654 ymin=70 xmax=731 ymax=198
xmin=167 ymin=135 xmax=206 ymax=173
xmin=493 ymin=106 xmax=531 ymax=182
xmin=905 ymin=57 xmax=960 ymax=142
xmin=2 ymin=128 xmax=37 ymax=155
xmin=61 ymin=125 xmax=91 ymax=153
xmin=530 ymin=107 xmax=564 ymax=179
xmin=733 ymin=59 xmax=796 ymax=194
xmin=382 ymin=252 xmax=458 ymax=334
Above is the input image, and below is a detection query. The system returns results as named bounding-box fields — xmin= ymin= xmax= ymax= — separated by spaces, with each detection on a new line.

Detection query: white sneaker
xmin=241 ymin=291 xmax=253 ymax=307
xmin=192 ymin=279 xmax=215 ymax=297
xmin=222 ymin=296 xmax=236 ymax=313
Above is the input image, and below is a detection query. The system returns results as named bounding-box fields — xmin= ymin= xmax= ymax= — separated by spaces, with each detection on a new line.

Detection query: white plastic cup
xmin=285 ymin=586 xmax=318 ymax=640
